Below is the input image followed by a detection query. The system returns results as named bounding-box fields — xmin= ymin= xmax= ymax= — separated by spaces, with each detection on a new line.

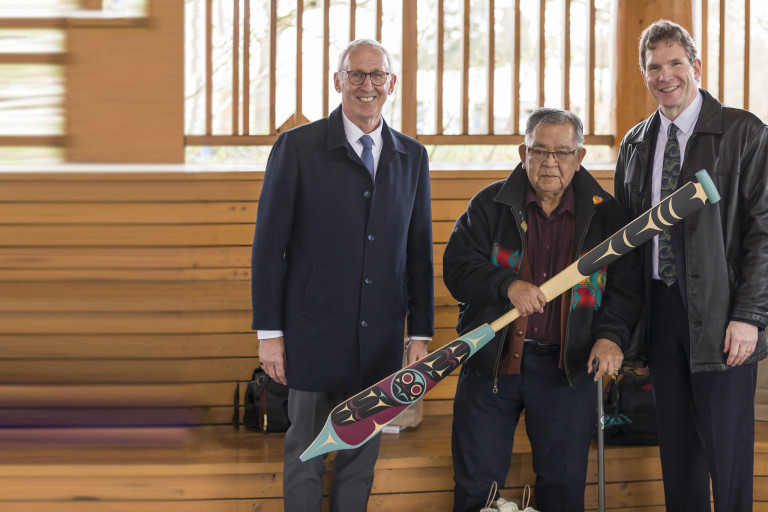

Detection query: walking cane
xmin=593 ymin=357 xmax=606 ymax=512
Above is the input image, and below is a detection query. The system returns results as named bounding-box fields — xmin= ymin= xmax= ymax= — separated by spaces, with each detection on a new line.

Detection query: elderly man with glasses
xmin=252 ymin=38 xmax=434 ymax=511
xmin=443 ymin=107 xmax=641 ymax=511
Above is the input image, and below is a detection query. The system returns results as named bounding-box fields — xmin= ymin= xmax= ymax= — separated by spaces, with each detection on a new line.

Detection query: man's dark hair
xmin=638 ymin=19 xmax=698 ymax=73
xmin=524 ymin=108 xmax=584 ymax=147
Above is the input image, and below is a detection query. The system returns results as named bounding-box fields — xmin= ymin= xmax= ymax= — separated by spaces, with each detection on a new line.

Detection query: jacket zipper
xmin=492 ymin=206 xmax=528 ymax=394
xmin=562 ymin=206 xmax=597 ymax=387
xmin=491 ymin=326 xmax=508 ymax=393
xmin=681 ymin=133 xmax=697 ymax=370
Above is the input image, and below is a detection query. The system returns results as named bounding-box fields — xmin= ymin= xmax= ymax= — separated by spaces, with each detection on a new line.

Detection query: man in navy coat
xmin=251 ymin=39 xmax=434 ymax=511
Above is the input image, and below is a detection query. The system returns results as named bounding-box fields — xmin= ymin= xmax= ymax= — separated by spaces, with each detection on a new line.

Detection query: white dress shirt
xmin=651 ymin=91 xmax=704 ymax=280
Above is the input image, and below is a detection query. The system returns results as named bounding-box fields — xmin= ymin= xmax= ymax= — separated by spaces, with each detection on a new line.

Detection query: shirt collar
xmin=659 ymin=89 xmax=703 ymax=137
xmin=341 ymin=111 xmax=384 ymax=149
xmin=525 ymin=180 xmax=576 ymax=217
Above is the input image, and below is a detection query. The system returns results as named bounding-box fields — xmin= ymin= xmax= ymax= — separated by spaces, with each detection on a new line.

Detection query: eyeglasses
xmin=526 ymin=147 xmax=580 ymax=161
xmin=339 ymin=70 xmax=391 ymax=86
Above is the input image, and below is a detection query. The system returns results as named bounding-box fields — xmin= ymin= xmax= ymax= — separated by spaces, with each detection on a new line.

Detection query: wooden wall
xmin=0 ymin=168 xmax=613 ymax=431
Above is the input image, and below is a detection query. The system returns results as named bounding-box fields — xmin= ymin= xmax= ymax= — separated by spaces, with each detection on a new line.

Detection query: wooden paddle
xmin=300 ymin=169 xmax=720 ymax=461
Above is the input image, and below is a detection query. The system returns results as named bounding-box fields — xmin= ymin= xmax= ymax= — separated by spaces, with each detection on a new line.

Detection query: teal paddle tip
xmin=299 ymin=416 xmax=352 ymax=461
xmin=299 ymin=434 xmax=334 ymax=461
xmin=695 ymin=169 xmax=721 ymax=204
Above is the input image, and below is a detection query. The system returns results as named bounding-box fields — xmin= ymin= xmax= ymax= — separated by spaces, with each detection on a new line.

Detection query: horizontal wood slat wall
xmin=0 ymin=168 xmax=613 ymax=429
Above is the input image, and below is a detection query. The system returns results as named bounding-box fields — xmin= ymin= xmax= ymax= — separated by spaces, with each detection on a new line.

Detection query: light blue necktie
xmin=658 ymin=123 xmax=681 ymax=286
xmin=359 ymin=134 xmax=375 ymax=181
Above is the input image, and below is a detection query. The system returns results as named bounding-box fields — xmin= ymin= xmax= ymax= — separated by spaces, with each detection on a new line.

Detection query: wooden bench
xmin=0 ymin=168 xmax=613 ymax=427
xmin=3 ymin=168 xmax=766 ymax=510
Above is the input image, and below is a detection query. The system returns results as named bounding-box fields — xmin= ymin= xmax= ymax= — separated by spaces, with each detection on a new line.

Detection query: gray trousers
xmin=283 ymin=389 xmax=381 ymax=512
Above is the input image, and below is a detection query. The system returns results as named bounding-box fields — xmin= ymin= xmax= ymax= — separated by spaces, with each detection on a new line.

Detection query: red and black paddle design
xmin=301 ymin=169 xmax=720 ymax=461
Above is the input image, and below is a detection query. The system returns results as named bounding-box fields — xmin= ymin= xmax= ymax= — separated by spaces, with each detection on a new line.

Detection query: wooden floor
xmin=2 ymin=415 xmax=766 ymax=511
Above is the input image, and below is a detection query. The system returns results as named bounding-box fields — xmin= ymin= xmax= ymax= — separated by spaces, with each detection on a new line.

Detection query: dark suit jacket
xmin=251 ymin=106 xmax=434 ymax=391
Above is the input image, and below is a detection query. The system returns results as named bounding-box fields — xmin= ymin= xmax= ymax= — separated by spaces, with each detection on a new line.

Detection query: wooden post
xmin=401 ymin=0 xmax=418 ymax=137
xmin=65 ymin=0 xmax=185 ymax=162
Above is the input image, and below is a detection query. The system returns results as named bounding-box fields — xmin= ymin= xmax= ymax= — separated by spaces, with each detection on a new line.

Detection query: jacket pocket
xmin=300 ymin=265 xmax=335 ymax=318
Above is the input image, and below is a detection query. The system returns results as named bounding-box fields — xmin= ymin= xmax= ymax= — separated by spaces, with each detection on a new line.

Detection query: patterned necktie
xmin=658 ymin=123 xmax=681 ymax=286
xmin=359 ymin=134 xmax=375 ymax=181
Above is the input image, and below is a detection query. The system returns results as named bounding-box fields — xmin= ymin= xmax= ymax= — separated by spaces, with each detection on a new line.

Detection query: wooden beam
xmin=232 ymin=0 xmax=240 ymax=135
xmin=417 ymin=134 xmax=614 ymax=145
xmin=0 ymin=136 xmax=66 ymax=147
xmin=269 ymin=0 xmax=277 ymax=134
xmin=0 ymin=18 xmax=66 ymax=29
xmin=436 ymin=0 xmax=444 ymax=135
xmin=744 ymin=0 xmax=750 ymax=110
xmin=294 ymin=0 xmax=303 ymax=127
xmin=718 ymin=0 xmax=725 ymax=102
xmin=563 ymin=0 xmax=571 ymax=110
xmin=323 ymin=0 xmax=330 ymax=117
xmin=401 ymin=0 xmax=418 ymax=137
xmin=586 ymin=0 xmax=595 ymax=135
xmin=243 ymin=0 xmax=250 ymax=135
xmin=186 ymin=133 xmax=616 ymax=148
xmin=701 ymin=0 xmax=708 ymax=89
xmin=65 ymin=0 xmax=185 ymax=162
xmin=538 ymin=0 xmax=545 ymax=107
xmin=513 ymin=0 xmax=520 ymax=133
xmin=205 ymin=0 xmax=213 ymax=136
xmin=79 ymin=0 xmax=103 ymax=9
xmin=462 ymin=0 xmax=470 ymax=134
xmin=488 ymin=0 xmax=495 ymax=134
xmin=0 ymin=53 xmax=65 ymax=64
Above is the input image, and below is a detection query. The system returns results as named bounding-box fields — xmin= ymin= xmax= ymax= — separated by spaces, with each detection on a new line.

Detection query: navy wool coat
xmin=251 ymin=106 xmax=434 ymax=392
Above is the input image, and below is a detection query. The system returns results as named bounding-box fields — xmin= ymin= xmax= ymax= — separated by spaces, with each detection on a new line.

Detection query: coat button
xmin=513 ymin=353 xmax=520 ymax=359
xmin=367 ymin=234 xmax=375 ymax=241
xmin=364 ymin=278 xmax=372 ymax=285
xmin=360 ymin=321 xmax=368 ymax=328
xmin=363 ymin=190 xmax=372 ymax=198
xmin=516 ymin=330 xmax=523 ymax=336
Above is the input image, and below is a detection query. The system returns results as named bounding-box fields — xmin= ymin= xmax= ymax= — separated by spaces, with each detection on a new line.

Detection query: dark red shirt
xmin=524 ymin=183 xmax=575 ymax=345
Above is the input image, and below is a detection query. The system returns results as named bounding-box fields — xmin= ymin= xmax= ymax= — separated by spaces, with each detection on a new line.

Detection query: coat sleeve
xmin=405 ymin=147 xmax=435 ymax=338
xmin=443 ymin=184 xmax=520 ymax=308
xmin=613 ymin=137 xmax=632 ymax=216
xmin=251 ymin=132 xmax=299 ymax=330
xmin=732 ymin=122 xmax=768 ymax=327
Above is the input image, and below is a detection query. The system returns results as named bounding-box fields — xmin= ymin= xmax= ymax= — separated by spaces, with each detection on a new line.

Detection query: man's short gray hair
xmin=524 ymin=108 xmax=584 ymax=147
xmin=638 ymin=19 xmax=698 ymax=73
xmin=337 ymin=39 xmax=394 ymax=74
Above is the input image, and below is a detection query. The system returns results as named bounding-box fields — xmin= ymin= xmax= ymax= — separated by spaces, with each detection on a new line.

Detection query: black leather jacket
xmin=443 ymin=165 xmax=642 ymax=388
xmin=614 ymin=89 xmax=768 ymax=372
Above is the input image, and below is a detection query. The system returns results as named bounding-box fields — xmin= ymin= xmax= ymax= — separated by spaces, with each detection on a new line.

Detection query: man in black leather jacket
xmin=614 ymin=20 xmax=768 ymax=512
xmin=444 ymin=108 xmax=641 ymax=512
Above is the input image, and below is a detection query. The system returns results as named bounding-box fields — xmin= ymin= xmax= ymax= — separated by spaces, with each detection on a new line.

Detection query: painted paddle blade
xmin=300 ymin=170 xmax=721 ymax=461
xmin=299 ymin=324 xmax=496 ymax=461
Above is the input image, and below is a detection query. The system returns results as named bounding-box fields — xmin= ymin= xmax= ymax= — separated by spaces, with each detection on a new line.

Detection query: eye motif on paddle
xmin=391 ymin=369 xmax=426 ymax=404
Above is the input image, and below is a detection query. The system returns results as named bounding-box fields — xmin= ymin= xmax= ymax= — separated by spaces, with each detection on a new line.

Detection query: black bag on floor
xmin=242 ymin=366 xmax=290 ymax=433
xmin=601 ymin=366 xmax=659 ymax=446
